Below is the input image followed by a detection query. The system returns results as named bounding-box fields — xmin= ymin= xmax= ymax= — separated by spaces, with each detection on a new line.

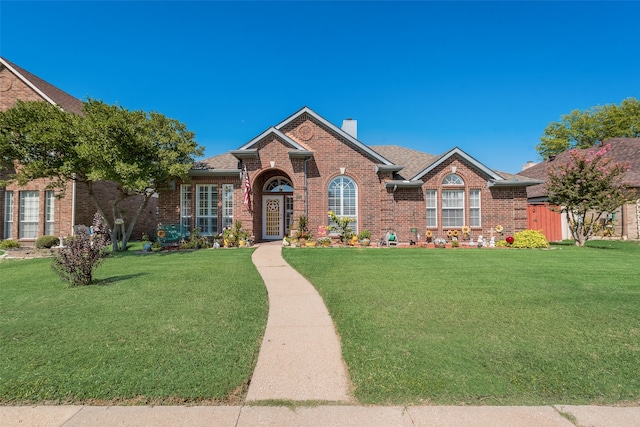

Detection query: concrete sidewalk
xmin=2 ymin=404 xmax=639 ymax=426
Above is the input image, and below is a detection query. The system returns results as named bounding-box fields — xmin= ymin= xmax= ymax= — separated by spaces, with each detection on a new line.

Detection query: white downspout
xmin=71 ymin=175 xmax=76 ymax=236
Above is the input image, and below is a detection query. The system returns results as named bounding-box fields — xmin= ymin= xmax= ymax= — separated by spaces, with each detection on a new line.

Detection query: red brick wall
xmin=0 ymin=66 xmax=47 ymax=110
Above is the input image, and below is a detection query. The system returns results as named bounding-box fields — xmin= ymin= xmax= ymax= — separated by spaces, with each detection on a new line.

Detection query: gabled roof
xmin=274 ymin=106 xmax=394 ymax=165
xmin=0 ymin=57 xmax=84 ymax=115
xmin=412 ymin=147 xmax=504 ymax=182
xmin=517 ymin=138 xmax=640 ymax=199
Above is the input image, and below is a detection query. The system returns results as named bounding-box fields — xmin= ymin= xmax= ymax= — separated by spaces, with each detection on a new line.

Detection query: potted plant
xmin=358 ymin=229 xmax=371 ymax=246
xmin=327 ymin=211 xmax=355 ymax=244
xmin=434 ymin=237 xmax=447 ymax=248
xmin=318 ymin=236 xmax=331 ymax=247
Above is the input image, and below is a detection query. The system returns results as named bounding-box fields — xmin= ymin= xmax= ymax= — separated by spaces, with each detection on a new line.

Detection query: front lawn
xmin=283 ymin=241 xmax=640 ymax=405
xmin=0 ymin=247 xmax=267 ymax=404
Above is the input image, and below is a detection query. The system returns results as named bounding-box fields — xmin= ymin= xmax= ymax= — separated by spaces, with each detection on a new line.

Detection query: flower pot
xmin=305 ymin=241 xmax=317 ymax=247
xmin=239 ymin=240 xmax=246 ymax=247
xmin=361 ymin=238 xmax=370 ymax=246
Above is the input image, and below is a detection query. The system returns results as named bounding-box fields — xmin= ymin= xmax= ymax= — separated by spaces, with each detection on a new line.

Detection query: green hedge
xmin=35 ymin=235 xmax=60 ymax=249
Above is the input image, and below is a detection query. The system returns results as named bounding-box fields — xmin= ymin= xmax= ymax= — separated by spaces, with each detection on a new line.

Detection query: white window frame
xmin=470 ymin=189 xmax=481 ymax=227
xmin=180 ymin=184 xmax=192 ymax=235
xmin=328 ymin=176 xmax=358 ymax=233
xmin=441 ymin=190 xmax=464 ymax=228
xmin=426 ymin=190 xmax=437 ymax=228
xmin=222 ymin=184 xmax=234 ymax=229
xmin=4 ymin=191 xmax=14 ymax=239
xmin=45 ymin=190 xmax=55 ymax=236
xmin=196 ymin=184 xmax=218 ymax=236
xmin=19 ymin=191 xmax=39 ymax=239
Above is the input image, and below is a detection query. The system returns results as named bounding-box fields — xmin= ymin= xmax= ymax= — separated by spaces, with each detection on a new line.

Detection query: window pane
xmin=45 ymin=190 xmax=55 ymax=236
xmin=442 ymin=174 xmax=464 ymax=185
xmin=19 ymin=191 xmax=39 ymax=239
xmin=426 ymin=190 xmax=437 ymax=228
xmin=470 ymin=190 xmax=481 ymax=227
xmin=328 ymin=176 xmax=358 ymax=233
xmin=4 ymin=191 xmax=13 ymax=239
xmin=180 ymin=185 xmax=192 ymax=234
xmin=222 ymin=184 xmax=234 ymax=229
xmin=196 ymin=185 xmax=217 ymax=235
xmin=442 ymin=190 xmax=463 ymax=227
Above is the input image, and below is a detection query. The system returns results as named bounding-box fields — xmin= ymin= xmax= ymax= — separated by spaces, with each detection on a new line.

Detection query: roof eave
xmin=488 ymin=179 xmax=544 ymax=187
xmin=189 ymin=169 xmax=241 ymax=177
xmin=376 ymin=164 xmax=404 ymax=173
xmin=288 ymin=150 xmax=314 ymax=159
xmin=385 ymin=180 xmax=424 ymax=188
xmin=230 ymin=149 xmax=259 ymax=159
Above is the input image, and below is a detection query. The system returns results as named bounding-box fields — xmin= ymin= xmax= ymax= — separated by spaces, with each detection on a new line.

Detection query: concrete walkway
xmin=245 ymin=241 xmax=352 ymax=402
xmin=2 ymin=242 xmax=639 ymax=426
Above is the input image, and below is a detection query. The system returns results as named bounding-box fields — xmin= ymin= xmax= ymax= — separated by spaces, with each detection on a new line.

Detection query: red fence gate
xmin=527 ymin=204 xmax=562 ymax=242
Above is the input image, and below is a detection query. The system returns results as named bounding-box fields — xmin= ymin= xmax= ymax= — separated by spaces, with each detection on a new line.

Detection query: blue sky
xmin=1 ymin=1 xmax=639 ymax=173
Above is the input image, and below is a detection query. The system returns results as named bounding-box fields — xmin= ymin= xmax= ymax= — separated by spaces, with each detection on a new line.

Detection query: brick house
xmin=157 ymin=107 xmax=541 ymax=244
xmin=0 ymin=57 xmax=157 ymax=244
xmin=518 ymin=138 xmax=640 ymax=241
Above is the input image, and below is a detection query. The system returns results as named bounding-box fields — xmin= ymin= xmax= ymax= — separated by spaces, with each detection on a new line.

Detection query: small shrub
xmin=51 ymin=213 xmax=109 ymax=287
xmin=0 ymin=239 xmax=20 ymax=249
xmin=512 ymin=229 xmax=549 ymax=249
xmin=36 ymin=235 xmax=60 ymax=249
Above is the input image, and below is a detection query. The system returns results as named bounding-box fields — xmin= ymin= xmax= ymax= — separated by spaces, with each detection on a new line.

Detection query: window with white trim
xmin=45 ymin=190 xmax=55 ymax=236
xmin=180 ymin=184 xmax=192 ymax=234
xmin=470 ymin=190 xmax=481 ymax=227
xmin=222 ymin=184 xmax=234 ymax=229
xmin=442 ymin=190 xmax=464 ymax=227
xmin=196 ymin=184 xmax=218 ymax=235
xmin=443 ymin=173 xmax=464 ymax=185
xmin=4 ymin=191 xmax=14 ymax=239
xmin=426 ymin=190 xmax=437 ymax=227
xmin=328 ymin=176 xmax=358 ymax=233
xmin=19 ymin=191 xmax=39 ymax=239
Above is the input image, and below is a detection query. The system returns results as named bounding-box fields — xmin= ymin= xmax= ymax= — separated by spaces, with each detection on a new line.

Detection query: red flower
xmin=506 ymin=236 xmax=514 ymax=244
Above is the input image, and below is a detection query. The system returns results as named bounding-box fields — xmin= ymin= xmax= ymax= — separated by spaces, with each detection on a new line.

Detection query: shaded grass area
xmin=0 ymin=247 xmax=267 ymax=404
xmin=283 ymin=242 xmax=640 ymax=405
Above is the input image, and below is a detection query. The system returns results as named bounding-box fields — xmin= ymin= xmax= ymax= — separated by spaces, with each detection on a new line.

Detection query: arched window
xmin=328 ymin=176 xmax=358 ymax=232
xmin=263 ymin=177 xmax=294 ymax=192
xmin=442 ymin=173 xmax=464 ymax=185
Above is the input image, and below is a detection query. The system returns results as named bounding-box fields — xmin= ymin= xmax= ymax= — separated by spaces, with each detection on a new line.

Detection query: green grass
xmin=0 ymin=246 xmax=267 ymax=404
xmin=283 ymin=241 xmax=640 ymax=406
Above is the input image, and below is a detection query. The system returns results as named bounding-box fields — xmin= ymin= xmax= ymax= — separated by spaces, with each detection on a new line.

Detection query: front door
xmin=262 ymin=195 xmax=284 ymax=240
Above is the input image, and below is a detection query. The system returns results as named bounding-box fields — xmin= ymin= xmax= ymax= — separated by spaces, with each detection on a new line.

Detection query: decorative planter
xmin=361 ymin=238 xmax=370 ymax=246
xmin=305 ymin=241 xmax=317 ymax=247
xmin=239 ymin=240 xmax=247 ymax=247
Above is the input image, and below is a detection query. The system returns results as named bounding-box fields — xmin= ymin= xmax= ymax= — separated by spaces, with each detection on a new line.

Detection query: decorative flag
xmin=243 ymin=166 xmax=251 ymax=208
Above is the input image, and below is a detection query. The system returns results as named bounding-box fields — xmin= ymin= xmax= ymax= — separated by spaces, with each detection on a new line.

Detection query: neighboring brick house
xmin=157 ymin=107 xmax=541 ymax=244
xmin=517 ymin=138 xmax=640 ymax=241
xmin=0 ymin=57 xmax=157 ymax=244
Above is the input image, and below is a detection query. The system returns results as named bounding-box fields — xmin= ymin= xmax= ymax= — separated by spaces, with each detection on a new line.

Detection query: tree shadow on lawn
xmin=93 ymin=272 xmax=147 ymax=286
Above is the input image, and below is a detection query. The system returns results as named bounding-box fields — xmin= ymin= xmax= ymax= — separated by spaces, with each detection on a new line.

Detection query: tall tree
xmin=536 ymin=97 xmax=640 ymax=159
xmin=0 ymin=99 xmax=204 ymax=251
xmin=545 ymin=144 xmax=632 ymax=246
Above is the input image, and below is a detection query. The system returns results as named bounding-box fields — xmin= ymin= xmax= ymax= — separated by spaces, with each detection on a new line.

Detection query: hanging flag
xmin=243 ymin=166 xmax=251 ymax=208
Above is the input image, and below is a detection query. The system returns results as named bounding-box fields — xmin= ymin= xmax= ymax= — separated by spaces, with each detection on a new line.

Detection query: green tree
xmin=536 ymin=97 xmax=640 ymax=159
xmin=0 ymin=99 xmax=204 ymax=251
xmin=546 ymin=144 xmax=633 ymax=246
